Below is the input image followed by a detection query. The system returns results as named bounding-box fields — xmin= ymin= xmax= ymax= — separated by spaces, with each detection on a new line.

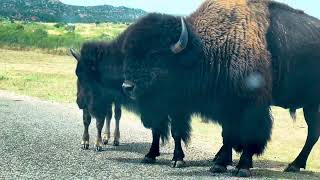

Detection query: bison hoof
xmin=113 ymin=140 xmax=120 ymax=146
xmin=210 ymin=164 xmax=227 ymax=174
xmin=102 ymin=134 xmax=110 ymax=145
xmin=141 ymin=157 xmax=156 ymax=164
xmin=284 ymin=164 xmax=300 ymax=172
xmin=171 ymin=160 xmax=185 ymax=168
xmin=102 ymin=139 xmax=109 ymax=145
xmin=81 ymin=141 xmax=89 ymax=150
xmin=95 ymin=146 xmax=103 ymax=152
xmin=235 ymin=169 xmax=251 ymax=177
xmin=82 ymin=144 xmax=89 ymax=150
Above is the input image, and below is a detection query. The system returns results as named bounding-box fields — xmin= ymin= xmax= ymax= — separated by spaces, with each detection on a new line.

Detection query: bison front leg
xmin=113 ymin=103 xmax=121 ymax=146
xmin=169 ymin=113 xmax=191 ymax=168
xmin=210 ymin=126 xmax=233 ymax=174
xmin=142 ymin=128 xmax=161 ymax=164
xmin=95 ymin=117 xmax=105 ymax=152
xmin=285 ymin=104 xmax=320 ymax=172
xmin=210 ymin=144 xmax=232 ymax=173
xmin=102 ymin=107 xmax=112 ymax=145
xmin=233 ymin=105 xmax=272 ymax=177
xmin=212 ymin=130 xmax=233 ymax=165
xmin=81 ymin=108 xmax=91 ymax=150
xmin=170 ymin=132 xmax=185 ymax=168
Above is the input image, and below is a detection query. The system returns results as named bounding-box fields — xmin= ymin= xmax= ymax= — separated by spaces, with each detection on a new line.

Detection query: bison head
xmin=122 ymin=14 xmax=203 ymax=100
xmin=70 ymin=42 xmax=121 ymax=119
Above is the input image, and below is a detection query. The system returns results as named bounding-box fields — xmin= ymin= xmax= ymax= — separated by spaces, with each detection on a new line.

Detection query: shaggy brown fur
xmin=188 ymin=0 xmax=272 ymax=103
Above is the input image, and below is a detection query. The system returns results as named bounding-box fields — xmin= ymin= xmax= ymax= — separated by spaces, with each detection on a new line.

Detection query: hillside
xmin=0 ymin=0 xmax=147 ymax=23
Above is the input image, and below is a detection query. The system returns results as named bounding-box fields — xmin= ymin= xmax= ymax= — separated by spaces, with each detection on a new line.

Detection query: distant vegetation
xmin=0 ymin=0 xmax=142 ymax=54
xmin=1 ymin=0 xmax=146 ymax=23
xmin=0 ymin=18 xmax=127 ymax=55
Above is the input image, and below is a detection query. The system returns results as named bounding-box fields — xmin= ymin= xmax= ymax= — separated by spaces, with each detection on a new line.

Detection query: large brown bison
xmin=70 ymin=42 xmax=191 ymax=168
xmin=121 ymin=0 xmax=320 ymax=177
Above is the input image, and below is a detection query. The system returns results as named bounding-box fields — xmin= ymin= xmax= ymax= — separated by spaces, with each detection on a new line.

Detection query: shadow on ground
xmin=166 ymin=159 xmax=320 ymax=179
xmin=104 ymin=142 xmax=171 ymax=156
xmin=101 ymin=142 xmax=320 ymax=179
xmin=105 ymin=142 xmax=150 ymax=155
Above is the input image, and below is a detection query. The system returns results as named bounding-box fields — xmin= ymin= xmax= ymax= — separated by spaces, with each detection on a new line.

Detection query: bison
xmin=74 ymin=77 xmax=122 ymax=151
xmin=70 ymin=42 xmax=191 ymax=168
xmin=121 ymin=0 xmax=320 ymax=177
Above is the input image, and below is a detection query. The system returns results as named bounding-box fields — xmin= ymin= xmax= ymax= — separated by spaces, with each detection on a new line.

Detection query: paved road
xmin=0 ymin=91 xmax=233 ymax=180
xmin=2 ymin=91 xmax=320 ymax=180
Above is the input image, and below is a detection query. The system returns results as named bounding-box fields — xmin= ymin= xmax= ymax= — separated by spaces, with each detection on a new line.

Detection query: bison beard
xmin=122 ymin=0 xmax=320 ymax=177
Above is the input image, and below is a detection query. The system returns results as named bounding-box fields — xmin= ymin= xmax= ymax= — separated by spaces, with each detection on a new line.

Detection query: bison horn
xmin=70 ymin=48 xmax=80 ymax=61
xmin=171 ymin=17 xmax=188 ymax=54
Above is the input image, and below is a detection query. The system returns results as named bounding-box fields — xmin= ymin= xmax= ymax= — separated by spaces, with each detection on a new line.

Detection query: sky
xmin=60 ymin=0 xmax=320 ymax=18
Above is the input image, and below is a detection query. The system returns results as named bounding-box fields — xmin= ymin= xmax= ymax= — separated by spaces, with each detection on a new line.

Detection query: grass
xmin=0 ymin=48 xmax=320 ymax=179
xmin=0 ymin=49 xmax=76 ymax=102
xmin=0 ymin=20 xmax=127 ymax=55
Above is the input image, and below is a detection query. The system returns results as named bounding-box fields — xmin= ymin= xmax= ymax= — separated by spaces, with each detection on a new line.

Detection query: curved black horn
xmin=70 ymin=48 xmax=80 ymax=61
xmin=171 ymin=17 xmax=188 ymax=54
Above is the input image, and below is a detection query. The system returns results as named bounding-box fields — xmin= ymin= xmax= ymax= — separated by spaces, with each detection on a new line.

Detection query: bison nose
xmin=122 ymin=80 xmax=135 ymax=93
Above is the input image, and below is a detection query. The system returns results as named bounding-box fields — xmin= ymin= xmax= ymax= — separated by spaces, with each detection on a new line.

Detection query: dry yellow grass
xmin=0 ymin=49 xmax=76 ymax=102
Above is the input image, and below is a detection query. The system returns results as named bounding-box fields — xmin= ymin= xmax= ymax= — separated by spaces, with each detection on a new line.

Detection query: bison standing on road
xmin=121 ymin=0 xmax=320 ymax=177
xmin=71 ymin=44 xmax=133 ymax=151
xmin=70 ymin=42 xmax=191 ymax=168
xmin=74 ymin=77 xmax=122 ymax=151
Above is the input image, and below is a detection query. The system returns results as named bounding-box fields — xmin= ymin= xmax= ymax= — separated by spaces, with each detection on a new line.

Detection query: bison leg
xmin=210 ymin=124 xmax=233 ymax=174
xmin=285 ymin=105 xmax=320 ymax=172
xmin=95 ymin=117 xmax=105 ymax=152
xmin=170 ymin=113 xmax=191 ymax=168
xmin=212 ymin=130 xmax=233 ymax=165
xmin=81 ymin=108 xmax=91 ymax=150
xmin=102 ymin=107 xmax=112 ymax=145
xmin=233 ymin=105 xmax=272 ymax=177
xmin=142 ymin=129 xmax=161 ymax=164
xmin=113 ymin=103 xmax=121 ymax=146
xmin=235 ymin=149 xmax=254 ymax=177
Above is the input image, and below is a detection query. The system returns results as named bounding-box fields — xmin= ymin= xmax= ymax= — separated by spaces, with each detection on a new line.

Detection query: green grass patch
xmin=0 ymin=20 xmax=127 ymax=55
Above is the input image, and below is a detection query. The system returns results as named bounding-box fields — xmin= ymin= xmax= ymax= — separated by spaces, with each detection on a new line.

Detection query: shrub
xmin=54 ymin=22 xmax=66 ymax=28
xmin=34 ymin=28 xmax=48 ymax=38
xmin=65 ymin=25 xmax=75 ymax=32
xmin=16 ymin=24 xmax=24 ymax=30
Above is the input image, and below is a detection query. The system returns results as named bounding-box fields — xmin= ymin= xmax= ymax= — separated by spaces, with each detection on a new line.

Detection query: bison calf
xmin=73 ymin=51 xmax=122 ymax=151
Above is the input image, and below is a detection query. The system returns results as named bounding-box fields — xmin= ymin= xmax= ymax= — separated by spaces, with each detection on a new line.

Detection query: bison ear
xmin=70 ymin=48 xmax=80 ymax=61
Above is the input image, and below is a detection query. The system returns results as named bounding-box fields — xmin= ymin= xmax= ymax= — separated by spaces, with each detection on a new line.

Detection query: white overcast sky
xmin=59 ymin=0 xmax=320 ymax=18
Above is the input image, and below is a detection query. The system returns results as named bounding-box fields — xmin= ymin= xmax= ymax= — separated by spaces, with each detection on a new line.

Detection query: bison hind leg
xmin=285 ymin=104 xmax=320 ymax=172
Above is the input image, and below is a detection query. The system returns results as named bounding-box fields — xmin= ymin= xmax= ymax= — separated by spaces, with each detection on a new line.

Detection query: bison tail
xmin=289 ymin=108 xmax=297 ymax=121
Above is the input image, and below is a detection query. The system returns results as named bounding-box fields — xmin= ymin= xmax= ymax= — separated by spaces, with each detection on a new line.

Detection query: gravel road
xmin=0 ymin=91 xmax=237 ymax=180
xmin=3 ymin=91 xmax=320 ymax=179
